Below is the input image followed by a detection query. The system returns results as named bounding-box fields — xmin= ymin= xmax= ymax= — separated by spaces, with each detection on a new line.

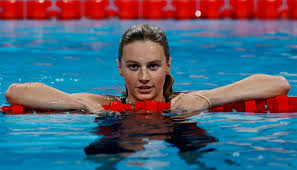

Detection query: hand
xmin=76 ymin=98 xmax=105 ymax=114
xmin=171 ymin=93 xmax=210 ymax=112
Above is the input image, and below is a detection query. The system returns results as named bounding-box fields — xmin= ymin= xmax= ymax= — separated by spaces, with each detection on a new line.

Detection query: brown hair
xmin=118 ymin=24 xmax=174 ymax=101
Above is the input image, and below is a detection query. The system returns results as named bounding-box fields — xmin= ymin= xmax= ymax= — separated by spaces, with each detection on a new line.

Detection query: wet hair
xmin=118 ymin=24 xmax=174 ymax=101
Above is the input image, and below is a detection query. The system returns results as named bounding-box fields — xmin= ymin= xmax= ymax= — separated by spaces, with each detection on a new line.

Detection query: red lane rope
xmin=102 ymin=101 xmax=171 ymax=112
xmin=1 ymin=95 xmax=297 ymax=114
xmin=0 ymin=0 xmax=296 ymax=20
xmin=0 ymin=101 xmax=171 ymax=114
xmin=210 ymin=95 xmax=297 ymax=113
xmin=1 ymin=105 xmax=24 ymax=114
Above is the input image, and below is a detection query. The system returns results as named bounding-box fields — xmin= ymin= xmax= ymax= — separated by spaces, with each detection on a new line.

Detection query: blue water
xmin=0 ymin=19 xmax=297 ymax=170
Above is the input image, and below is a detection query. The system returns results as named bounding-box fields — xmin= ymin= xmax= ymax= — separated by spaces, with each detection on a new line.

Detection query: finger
xmin=171 ymin=93 xmax=184 ymax=106
xmin=170 ymin=95 xmax=179 ymax=106
xmin=171 ymin=98 xmax=184 ymax=110
xmin=170 ymin=101 xmax=177 ymax=110
xmin=85 ymin=103 xmax=104 ymax=114
xmin=171 ymin=97 xmax=181 ymax=110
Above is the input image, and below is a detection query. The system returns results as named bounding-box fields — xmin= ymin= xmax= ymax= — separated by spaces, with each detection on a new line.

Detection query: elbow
xmin=5 ymin=83 xmax=19 ymax=104
xmin=251 ymin=74 xmax=291 ymax=96
xmin=277 ymin=76 xmax=291 ymax=95
xmin=5 ymin=82 xmax=41 ymax=104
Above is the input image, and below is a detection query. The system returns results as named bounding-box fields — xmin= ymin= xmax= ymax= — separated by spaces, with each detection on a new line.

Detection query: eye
xmin=128 ymin=64 xmax=139 ymax=71
xmin=148 ymin=63 xmax=159 ymax=70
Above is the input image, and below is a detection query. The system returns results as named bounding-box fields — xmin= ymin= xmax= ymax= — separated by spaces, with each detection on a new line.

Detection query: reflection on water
xmin=84 ymin=111 xmax=217 ymax=169
xmin=0 ymin=19 xmax=297 ymax=169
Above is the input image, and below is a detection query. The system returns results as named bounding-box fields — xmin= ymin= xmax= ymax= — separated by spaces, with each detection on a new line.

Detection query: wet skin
xmin=117 ymin=40 xmax=171 ymax=103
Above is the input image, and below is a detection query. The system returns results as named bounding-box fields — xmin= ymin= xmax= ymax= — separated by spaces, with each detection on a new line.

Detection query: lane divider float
xmin=1 ymin=95 xmax=297 ymax=114
xmin=1 ymin=0 xmax=297 ymax=20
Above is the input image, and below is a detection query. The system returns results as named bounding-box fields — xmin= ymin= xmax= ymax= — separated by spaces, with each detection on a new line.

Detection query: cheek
xmin=152 ymin=70 xmax=167 ymax=86
xmin=122 ymin=71 xmax=137 ymax=86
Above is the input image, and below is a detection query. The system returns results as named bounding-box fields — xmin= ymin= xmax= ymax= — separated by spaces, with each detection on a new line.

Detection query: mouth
xmin=137 ymin=86 xmax=153 ymax=94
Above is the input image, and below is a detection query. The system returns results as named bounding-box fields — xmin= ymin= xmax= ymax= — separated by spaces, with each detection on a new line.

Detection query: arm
xmin=4 ymin=82 xmax=108 ymax=113
xmin=171 ymin=74 xmax=291 ymax=111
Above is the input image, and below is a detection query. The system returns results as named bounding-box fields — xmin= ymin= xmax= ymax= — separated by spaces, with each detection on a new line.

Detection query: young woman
xmin=4 ymin=24 xmax=291 ymax=114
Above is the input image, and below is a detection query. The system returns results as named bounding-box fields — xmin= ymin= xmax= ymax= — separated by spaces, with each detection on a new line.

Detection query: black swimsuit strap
xmin=165 ymin=96 xmax=171 ymax=103
xmin=121 ymin=97 xmax=127 ymax=104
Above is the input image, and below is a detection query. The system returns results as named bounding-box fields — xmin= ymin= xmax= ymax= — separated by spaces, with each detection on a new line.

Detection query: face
xmin=117 ymin=40 xmax=171 ymax=102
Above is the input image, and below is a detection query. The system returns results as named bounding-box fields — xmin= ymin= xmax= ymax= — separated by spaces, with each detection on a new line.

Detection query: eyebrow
xmin=125 ymin=60 xmax=162 ymax=64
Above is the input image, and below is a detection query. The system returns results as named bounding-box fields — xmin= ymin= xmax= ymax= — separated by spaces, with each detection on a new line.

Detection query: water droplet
xmin=232 ymin=152 xmax=240 ymax=157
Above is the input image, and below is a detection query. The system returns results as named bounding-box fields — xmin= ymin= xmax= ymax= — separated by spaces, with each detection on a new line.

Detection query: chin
xmin=136 ymin=94 xmax=155 ymax=101
xmin=135 ymin=93 xmax=156 ymax=101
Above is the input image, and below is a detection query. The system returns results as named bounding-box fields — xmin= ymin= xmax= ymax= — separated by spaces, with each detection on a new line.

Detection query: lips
xmin=137 ymin=86 xmax=153 ymax=94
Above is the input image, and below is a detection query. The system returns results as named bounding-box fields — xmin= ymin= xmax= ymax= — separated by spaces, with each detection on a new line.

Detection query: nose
xmin=139 ymin=67 xmax=150 ymax=84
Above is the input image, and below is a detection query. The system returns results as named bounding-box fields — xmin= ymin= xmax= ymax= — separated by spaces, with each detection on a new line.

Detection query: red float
xmin=1 ymin=106 xmax=12 ymax=113
xmin=3 ymin=96 xmax=297 ymax=114
xmin=142 ymin=101 xmax=158 ymax=111
xmin=114 ymin=0 xmax=140 ymax=19
xmin=1 ymin=105 xmax=23 ymax=114
xmin=103 ymin=101 xmax=171 ymax=112
xmin=135 ymin=101 xmax=146 ymax=110
xmin=0 ymin=0 xmax=24 ymax=19
xmin=256 ymin=0 xmax=282 ymax=19
xmin=142 ymin=0 xmax=167 ymax=19
xmin=26 ymin=0 xmax=52 ymax=20
xmin=245 ymin=100 xmax=256 ymax=112
xmin=222 ymin=8 xmax=232 ymax=18
xmin=222 ymin=103 xmax=233 ymax=112
xmin=266 ymin=96 xmax=290 ymax=113
xmin=232 ymin=101 xmax=245 ymax=112
xmin=287 ymin=0 xmax=297 ymax=19
xmin=56 ymin=0 xmax=82 ymax=20
xmin=102 ymin=101 xmax=132 ymax=112
xmin=172 ymin=0 xmax=197 ymax=19
xmin=229 ymin=0 xmax=254 ymax=19
xmin=279 ymin=8 xmax=288 ymax=19
xmin=276 ymin=95 xmax=289 ymax=112
xmin=0 ymin=1 xmax=2 ymax=17
xmin=289 ymin=97 xmax=297 ymax=112
xmin=164 ymin=9 xmax=175 ymax=19
xmin=199 ymin=0 xmax=225 ymax=19
xmin=106 ymin=8 xmax=117 ymax=18
xmin=255 ymin=99 xmax=266 ymax=113
xmin=209 ymin=95 xmax=297 ymax=113
xmin=47 ymin=9 xmax=59 ymax=18
xmin=109 ymin=101 xmax=124 ymax=112
xmin=84 ymin=0 xmax=109 ymax=19
xmin=11 ymin=104 xmax=24 ymax=113
xmin=266 ymin=97 xmax=277 ymax=112
xmin=209 ymin=106 xmax=223 ymax=112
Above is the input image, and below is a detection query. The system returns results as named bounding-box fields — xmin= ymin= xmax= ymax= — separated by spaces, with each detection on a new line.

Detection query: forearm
xmin=5 ymin=82 xmax=85 ymax=111
xmin=190 ymin=74 xmax=291 ymax=107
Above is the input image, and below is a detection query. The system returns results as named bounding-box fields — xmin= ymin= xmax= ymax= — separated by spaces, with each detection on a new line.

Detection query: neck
xmin=126 ymin=96 xmax=166 ymax=104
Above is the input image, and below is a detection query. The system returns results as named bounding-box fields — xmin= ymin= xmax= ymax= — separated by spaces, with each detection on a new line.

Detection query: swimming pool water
xmin=0 ymin=19 xmax=297 ymax=170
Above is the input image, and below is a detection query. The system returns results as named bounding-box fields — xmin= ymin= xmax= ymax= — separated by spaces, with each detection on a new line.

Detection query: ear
xmin=116 ymin=59 xmax=123 ymax=77
xmin=166 ymin=57 xmax=172 ymax=74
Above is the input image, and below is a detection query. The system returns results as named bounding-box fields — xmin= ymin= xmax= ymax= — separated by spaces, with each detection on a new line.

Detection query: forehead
xmin=122 ymin=40 xmax=165 ymax=62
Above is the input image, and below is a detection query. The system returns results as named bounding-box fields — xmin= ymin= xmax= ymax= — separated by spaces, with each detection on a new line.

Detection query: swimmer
xmin=4 ymin=24 xmax=291 ymax=113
